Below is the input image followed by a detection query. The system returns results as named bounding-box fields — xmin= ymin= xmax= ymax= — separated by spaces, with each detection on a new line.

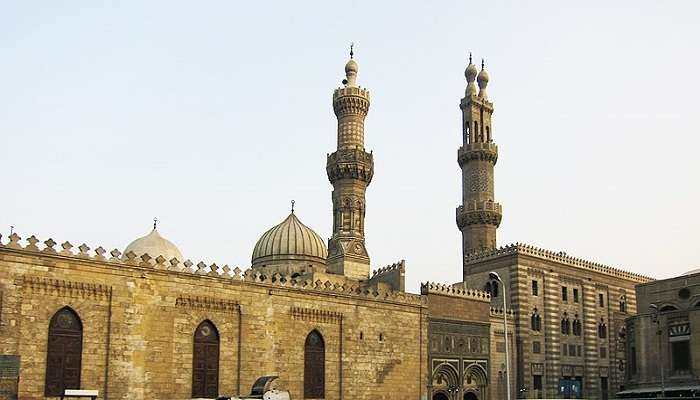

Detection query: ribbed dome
xmin=123 ymin=229 xmax=183 ymax=262
xmin=251 ymin=212 xmax=327 ymax=268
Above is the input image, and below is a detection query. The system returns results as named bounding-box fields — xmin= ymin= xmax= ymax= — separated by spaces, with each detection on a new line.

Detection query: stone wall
xmin=0 ymin=236 xmax=427 ymax=400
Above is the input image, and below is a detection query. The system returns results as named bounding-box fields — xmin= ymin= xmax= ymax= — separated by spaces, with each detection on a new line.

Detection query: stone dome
xmin=123 ymin=228 xmax=183 ymax=262
xmin=251 ymin=212 xmax=327 ymax=268
xmin=683 ymin=268 xmax=700 ymax=276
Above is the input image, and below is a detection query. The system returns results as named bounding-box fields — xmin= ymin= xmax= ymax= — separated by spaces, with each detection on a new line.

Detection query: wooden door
xmin=45 ymin=307 xmax=82 ymax=396
xmin=304 ymin=330 xmax=325 ymax=398
xmin=192 ymin=320 xmax=219 ymax=398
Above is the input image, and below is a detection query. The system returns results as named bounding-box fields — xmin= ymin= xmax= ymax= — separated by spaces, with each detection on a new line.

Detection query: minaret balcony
xmin=326 ymin=149 xmax=374 ymax=184
xmin=456 ymin=201 xmax=503 ymax=228
xmin=333 ymin=88 xmax=370 ymax=116
xmin=457 ymin=143 xmax=498 ymax=166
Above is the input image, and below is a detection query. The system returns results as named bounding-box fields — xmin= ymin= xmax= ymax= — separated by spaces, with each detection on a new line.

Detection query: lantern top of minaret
xmin=344 ymin=43 xmax=359 ymax=87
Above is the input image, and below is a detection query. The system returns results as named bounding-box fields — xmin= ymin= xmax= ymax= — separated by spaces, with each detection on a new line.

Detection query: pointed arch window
xmin=45 ymin=307 xmax=83 ymax=397
xmin=192 ymin=320 xmax=220 ymax=398
xmin=531 ymin=308 xmax=542 ymax=332
xmin=304 ymin=330 xmax=325 ymax=399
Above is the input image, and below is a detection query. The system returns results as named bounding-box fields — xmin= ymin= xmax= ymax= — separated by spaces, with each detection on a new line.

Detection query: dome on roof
xmin=123 ymin=228 xmax=183 ymax=262
xmin=683 ymin=268 xmax=700 ymax=276
xmin=251 ymin=212 xmax=327 ymax=268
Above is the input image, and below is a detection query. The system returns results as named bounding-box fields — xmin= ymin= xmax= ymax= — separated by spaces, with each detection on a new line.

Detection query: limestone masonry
xmin=0 ymin=51 xmax=655 ymax=400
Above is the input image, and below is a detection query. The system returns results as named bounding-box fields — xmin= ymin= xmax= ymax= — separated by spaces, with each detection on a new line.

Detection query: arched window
xmin=531 ymin=308 xmax=541 ymax=332
xmin=660 ymin=305 xmax=679 ymax=313
xmin=484 ymin=282 xmax=492 ymax=295
xmin=304 ymin=330 xmax=325 ymax=399
xmin=465 ymin=123 xmax=470 ymax=144
xmin=619 ymin=295 xmax=627 ymax=313
xmin=492 ymin=281 xmax=499 ymax=298
xmin=45 ymin=307 xmax=83 ymax=397
xmin=192 ymin=320 xmax=220 ymax=398
xmin=474 ymin=121 xmax=479 ymax=142
xmin=598 ymin=319 xmax=607 ymax=339
xmin=486 ymin=126 xmax=491 ymax=142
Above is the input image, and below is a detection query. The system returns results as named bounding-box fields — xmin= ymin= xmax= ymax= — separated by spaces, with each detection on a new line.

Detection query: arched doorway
xmin=304 ymin=330 xmax=325 ymax=399
xmin=431 ymin=362 xmax=459 ymax=400
xmin=192 ymin=320 xmax=220 ymax=398
xmin=432 ymin=392 xmax=449 ymax=400
xmin=464 ymin=363 xmax=488 ymax=400
xmin=45 ymin=307 xmax=83 ymax=396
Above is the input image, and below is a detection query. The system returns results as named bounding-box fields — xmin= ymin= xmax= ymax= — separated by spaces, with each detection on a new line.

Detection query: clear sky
xmin=1 ymin=1 xmax=698 ymax=292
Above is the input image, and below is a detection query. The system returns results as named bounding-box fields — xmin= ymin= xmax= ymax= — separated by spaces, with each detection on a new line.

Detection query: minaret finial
xmin=350 ymin=42 xmax=354 ymax=59
xmin=469 ymin=52 xmax=472 ymax=64
xmin=10 ymin=225 xmax=14 ymax=235
xmin=153 ymin=217 xmax=158 ymax=230
xmin=291 ymin=200 xmax=295 ymax=213
xmin=481 ymin=58 xmax=485 ymax=69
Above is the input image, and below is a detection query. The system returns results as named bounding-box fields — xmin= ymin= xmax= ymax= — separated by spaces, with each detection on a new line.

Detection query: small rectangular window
xmin=599 ymin=293 xmax=605 ymax=307
xmin=533 ymin=341 xmax=541 ymax=354
xmin=573 ymin=288 xmax=579 ymax=303
xmin=600 ymin=347 xmax=607 ymax=359
xmin=532 ymin=280 xmax=539 ymax=296
xmin=562 ymin=344 xmax=567 ymax=356
xmin=569 ymin=344 xmax=577 ymax=357
xmin=577 ymin=345 xmax=582 ymax=357
xmin=671 ymin=341 xmax=691 ymax=373
xmin=562 ymin=286 xmax=568 ymax=302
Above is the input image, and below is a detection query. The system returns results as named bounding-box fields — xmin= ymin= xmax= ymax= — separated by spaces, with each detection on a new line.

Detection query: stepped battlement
xmin=464 ymin=242 xmax=653 ymax=283
xmin=0 ymin=232 xmax=423 ymax=306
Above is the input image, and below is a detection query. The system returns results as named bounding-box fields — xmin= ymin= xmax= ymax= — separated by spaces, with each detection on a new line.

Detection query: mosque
xmin=0 ymin=50 xmax=652 ymax=400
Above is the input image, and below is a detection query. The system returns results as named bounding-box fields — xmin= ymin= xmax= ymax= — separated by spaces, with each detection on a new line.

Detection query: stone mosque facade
xmin=0 ymin=52 xmax=653 ymax=400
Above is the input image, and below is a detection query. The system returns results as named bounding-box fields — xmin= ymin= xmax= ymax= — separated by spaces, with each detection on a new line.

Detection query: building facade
xmin=619 ymin=269 xmax=700 ymax=397
xmin=455 ymin=56 xmax=654 ymax=398
xmin=0 ymin=53 xmax=507 ymax=400
xmin=0 ymin=50 xmax=664 ymax=400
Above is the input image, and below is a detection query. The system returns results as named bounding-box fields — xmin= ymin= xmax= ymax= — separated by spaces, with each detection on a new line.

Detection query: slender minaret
xmin=326 ymin=46 xmax=373 ymax=280
xmin=457 ymin=55 xmax=502 ymax=267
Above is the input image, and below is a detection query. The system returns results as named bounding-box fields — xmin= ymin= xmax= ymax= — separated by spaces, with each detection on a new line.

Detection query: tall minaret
xmin=457 ymin=55 xmax=502 ymax=266
xmin=326 ymin=47 xmax=374 ymax=280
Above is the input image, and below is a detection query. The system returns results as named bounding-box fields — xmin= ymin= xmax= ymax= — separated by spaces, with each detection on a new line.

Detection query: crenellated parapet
xmin=489 ymin=305 xmax=516 ymax=318
xmin=463 ymin=242 xmax=654 ymax=283
xmin=326 ymin=148 xmax=374 ymax=184
xmin=368 ymin=260 xmax=405 ymax=292
xmin=0 ymin=232 xmax=424 ymax=306
xmin=372 ymin=260 xmax=405 ymax=278
xmin=420 ymin=281 xmax=491 ymax=302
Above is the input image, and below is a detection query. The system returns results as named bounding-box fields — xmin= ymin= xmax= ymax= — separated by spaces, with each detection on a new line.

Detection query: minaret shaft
xmin=326 ymin=58 xmax=373 ymax=280
xmin=457 ymin=59 xmax=502 ymax=265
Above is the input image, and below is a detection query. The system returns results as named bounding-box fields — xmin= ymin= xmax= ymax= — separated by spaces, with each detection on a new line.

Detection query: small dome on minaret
xmin=465 ymin=53 xmax=478 ymax=96
xmin=477 ymin=59 xmax=490 ymax=100
xmin=343 ymin=43 xmax=358 ymax=87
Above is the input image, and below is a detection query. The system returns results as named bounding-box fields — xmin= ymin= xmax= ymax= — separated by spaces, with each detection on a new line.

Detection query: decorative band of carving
xmin=456 ymin=205 xmax=502 ymax=228
xmin=175 ymin=295 xmax=239 ymax=312
xmin=327 ymin=150 xmax=374 ymax=184
xmin=457 ymin=144 xmax=498 ymax=166
xmin=333 ymin=93 xmax=370 ymax=116
xmin=20 ymin=276 xmax=110 ymax=299
xmin=290 ymin=306 xmax=343 ymax=324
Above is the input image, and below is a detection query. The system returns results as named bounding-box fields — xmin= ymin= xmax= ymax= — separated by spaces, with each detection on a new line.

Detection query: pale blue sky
xmin=1 ymin=1 xmax=698 ymax=291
